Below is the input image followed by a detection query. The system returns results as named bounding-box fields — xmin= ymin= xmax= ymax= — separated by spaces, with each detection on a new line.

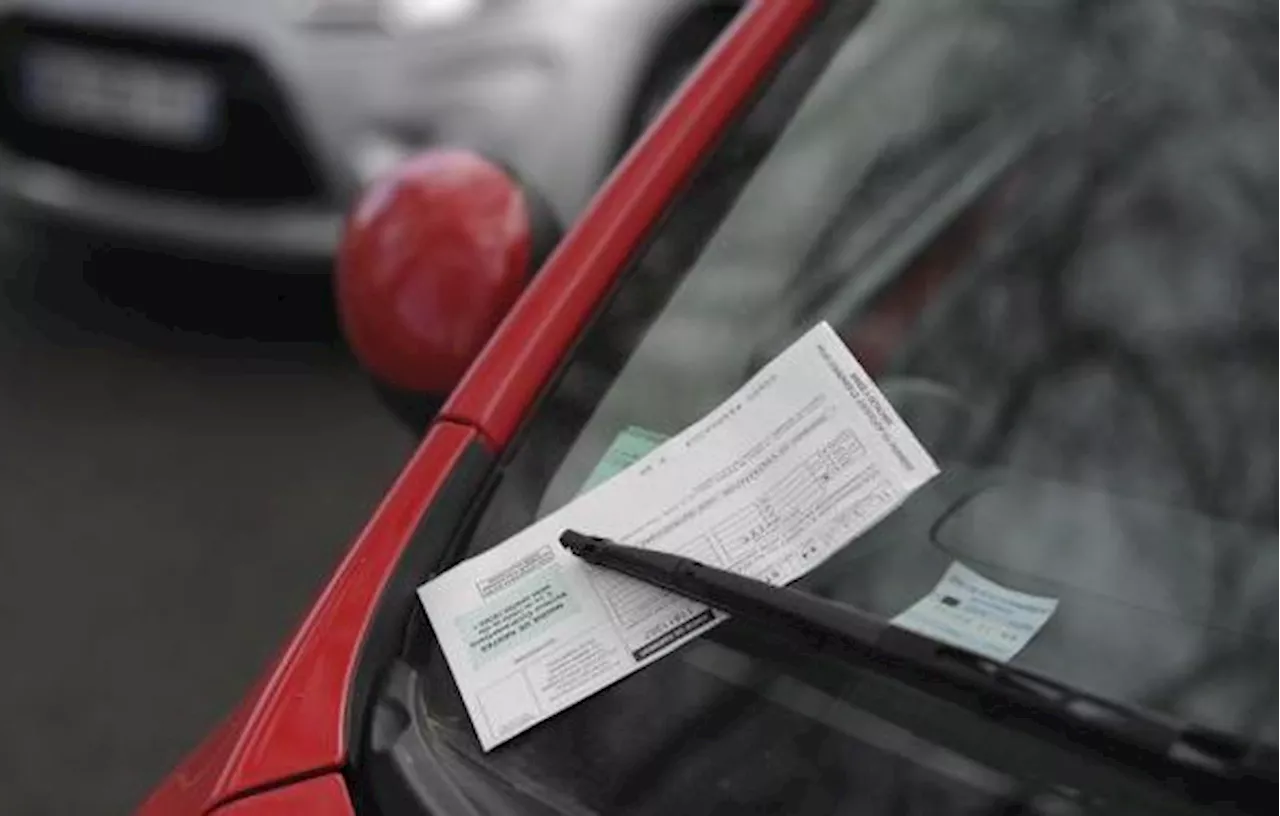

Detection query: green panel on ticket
xmin=578 ymin=426 xmax=668 ymax=495
xmin=456 ymin=568 xmax=580 ymax=669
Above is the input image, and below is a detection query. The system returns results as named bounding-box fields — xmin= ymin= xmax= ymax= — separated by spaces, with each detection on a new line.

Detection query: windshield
xmin=381 ymin=1 xmax=1278 ymax=813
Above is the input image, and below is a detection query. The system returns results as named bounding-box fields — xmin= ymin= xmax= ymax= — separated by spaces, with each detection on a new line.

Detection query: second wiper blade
xmin=561 ymin=530 xmax=1277 ymax=811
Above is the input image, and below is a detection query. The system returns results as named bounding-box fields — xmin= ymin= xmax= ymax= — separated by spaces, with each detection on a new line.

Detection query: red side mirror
xmin=336 ymin=149 xmax=559 ymax=429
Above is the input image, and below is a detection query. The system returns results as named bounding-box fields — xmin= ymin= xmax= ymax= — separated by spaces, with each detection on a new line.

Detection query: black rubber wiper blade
xmin=561 ymin=530 xmax=1277 ymax=811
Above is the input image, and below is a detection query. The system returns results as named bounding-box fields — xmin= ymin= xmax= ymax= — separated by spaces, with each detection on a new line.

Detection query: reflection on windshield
xmin=543 ymin=1 xmax=1057 ymax=473
xmin=401 ymin=0 xmax=1277 ymax=813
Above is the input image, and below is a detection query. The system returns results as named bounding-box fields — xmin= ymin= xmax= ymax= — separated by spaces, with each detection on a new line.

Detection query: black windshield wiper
xmin=561 ymin=530 xmax=1277 ymax=813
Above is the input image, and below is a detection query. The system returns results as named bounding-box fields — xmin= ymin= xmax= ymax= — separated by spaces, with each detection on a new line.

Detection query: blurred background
xmin=0 ymin=0 xmax=734 ymax=812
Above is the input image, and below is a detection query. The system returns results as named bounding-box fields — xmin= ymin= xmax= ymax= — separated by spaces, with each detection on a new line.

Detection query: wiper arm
xmin=561 ymin=530 xmax=1277 ymax=811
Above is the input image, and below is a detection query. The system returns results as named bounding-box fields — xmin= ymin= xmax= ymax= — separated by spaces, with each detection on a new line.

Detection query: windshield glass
xmin=389 ymin=1 xmax=1277 ymax=813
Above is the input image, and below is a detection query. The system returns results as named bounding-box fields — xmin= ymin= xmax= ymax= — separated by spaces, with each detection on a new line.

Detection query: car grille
xmin=0 ymin=15 xmax=326 ymax=204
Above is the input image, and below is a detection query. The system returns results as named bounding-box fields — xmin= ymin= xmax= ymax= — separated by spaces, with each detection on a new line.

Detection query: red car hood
xmin=137 ymin=423 xmax=479 ymax=815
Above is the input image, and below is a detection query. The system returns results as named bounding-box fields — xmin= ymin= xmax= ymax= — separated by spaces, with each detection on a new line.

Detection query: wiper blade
xmin=561 ymin=530 xmax=1277 ymax=811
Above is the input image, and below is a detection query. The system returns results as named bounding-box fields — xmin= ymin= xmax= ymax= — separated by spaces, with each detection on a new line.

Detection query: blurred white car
xmin=0 ymin=0 xmax=735 ymax=264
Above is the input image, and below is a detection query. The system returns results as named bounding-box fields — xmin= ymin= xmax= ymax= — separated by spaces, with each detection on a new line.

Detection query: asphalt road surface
xmin=0 ymin=218 xmax=415 ymax=814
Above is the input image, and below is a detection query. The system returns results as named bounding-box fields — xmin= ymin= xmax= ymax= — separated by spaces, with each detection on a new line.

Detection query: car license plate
xmin=18 ymin=43 xmax=221 ymax=147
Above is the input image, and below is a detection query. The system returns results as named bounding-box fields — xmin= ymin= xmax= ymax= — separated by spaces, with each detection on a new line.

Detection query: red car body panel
xmin=137 ymin=422 xmax=478 ymax=814
xmin=137 ymin=0 xmax=818 ymax=812
xmin=207 ymin=775 xmax=353 ymax=816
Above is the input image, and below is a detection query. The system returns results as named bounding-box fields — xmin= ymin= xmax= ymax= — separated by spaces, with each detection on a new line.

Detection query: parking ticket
xmin=417 ymin=322 xmax=940 ymax=750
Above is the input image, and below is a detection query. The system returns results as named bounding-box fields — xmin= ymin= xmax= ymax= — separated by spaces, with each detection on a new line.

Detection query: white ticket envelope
xmin=418 ymin=322 xmax=940 ymax=750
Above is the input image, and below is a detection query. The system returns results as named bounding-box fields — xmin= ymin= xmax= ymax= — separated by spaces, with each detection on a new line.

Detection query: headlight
xmin=299 ymin=0 xmax=484 ymax=30
xmin=385 ymin=0 xmax=482 ymax=27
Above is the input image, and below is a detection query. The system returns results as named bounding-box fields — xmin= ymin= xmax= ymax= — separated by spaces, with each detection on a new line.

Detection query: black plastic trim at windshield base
xmin=361 ymin=660 xmax=572 ymax=816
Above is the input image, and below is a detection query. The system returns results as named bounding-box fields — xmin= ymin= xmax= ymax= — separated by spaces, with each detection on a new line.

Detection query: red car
xmin=140 ymin=0 xmax=1277 ymax=813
